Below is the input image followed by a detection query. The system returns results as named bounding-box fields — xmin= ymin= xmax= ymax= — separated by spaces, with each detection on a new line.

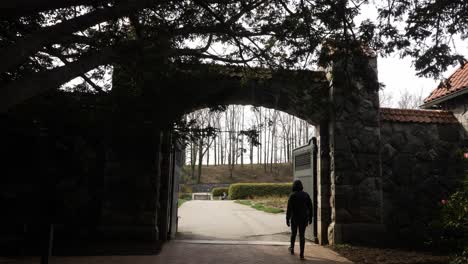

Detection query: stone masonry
xmin=380 ymin=118 xmax=463 ymax=244
xmin=326 ymin=55 xmax=384 ymax=244
xmin=1 ymin=55 xmax=466 ymax=256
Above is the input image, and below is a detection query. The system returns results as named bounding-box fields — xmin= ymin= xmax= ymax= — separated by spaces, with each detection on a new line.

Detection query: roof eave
xmin=420 ymin=86 xmax=468 ymax=109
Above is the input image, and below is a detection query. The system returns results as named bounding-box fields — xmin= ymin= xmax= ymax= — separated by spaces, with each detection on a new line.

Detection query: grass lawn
xmin=235 ymin=196 xmax=288 ymax=214
xmin=251 ymin=195 xmax=288 ymax=210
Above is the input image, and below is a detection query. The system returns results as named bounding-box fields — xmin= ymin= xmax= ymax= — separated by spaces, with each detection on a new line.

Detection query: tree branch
xmin=0 ymin=47 xmax=116 ymax=112
xmin=0 ymin=1 xmax=148 ymax=74
xmin=0 ymin=0 xmax=105 ymax=17
xmin=50 ymin=51 xmax=106 ymax=94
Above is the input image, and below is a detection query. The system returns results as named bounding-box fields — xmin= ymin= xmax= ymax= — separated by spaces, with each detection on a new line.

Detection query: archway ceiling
xmin=161 ymin=64 xmax=330 ymax=125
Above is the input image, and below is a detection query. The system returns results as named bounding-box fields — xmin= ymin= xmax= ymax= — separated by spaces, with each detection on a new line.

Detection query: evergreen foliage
xmin=2 ymin=1 xmax=466 ymax=110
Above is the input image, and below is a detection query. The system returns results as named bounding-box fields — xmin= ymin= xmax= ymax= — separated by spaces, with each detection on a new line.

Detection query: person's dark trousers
xmin=290 ymin=221 xmax=307 ymax=256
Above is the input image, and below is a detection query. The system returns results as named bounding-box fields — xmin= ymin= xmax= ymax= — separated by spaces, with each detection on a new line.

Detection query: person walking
xmin=286 ymin=179 xmax=313 ymax=260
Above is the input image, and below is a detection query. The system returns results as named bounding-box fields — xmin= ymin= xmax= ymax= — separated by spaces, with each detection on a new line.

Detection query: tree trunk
xmin=240 ymin=107 xmax=244 ymax=167
xmin=213 ymin=136 xmax=217 ymax=166
xmin=250 ymin=142 xmax=254 ymax=167
xmin=270 ymin=111 xmax=276 ymax=172
xmin=264 ymin=110 xmax=266 ymax=168
xmin=191 ymin=141 xmax=197 ymax=181
xmin=206 ymin=142 xmax=210 ymax=166
xmin=197 ymin=138 xmax=203 ymax=183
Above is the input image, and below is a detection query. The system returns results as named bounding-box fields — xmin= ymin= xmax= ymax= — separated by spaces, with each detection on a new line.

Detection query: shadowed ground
xmin=0 ymin=200 xmax=352 ymax=264
xmin=0 ymin=242 xmax=352 ymax=264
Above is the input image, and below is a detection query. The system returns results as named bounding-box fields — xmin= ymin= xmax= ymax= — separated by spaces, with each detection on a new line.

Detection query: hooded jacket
xmin=286 ymin=180 xmax=313 ymax=224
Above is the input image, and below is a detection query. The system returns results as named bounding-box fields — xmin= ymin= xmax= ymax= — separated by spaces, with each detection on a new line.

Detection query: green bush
xmin=228 ymin=183 xmax=292 ymax=200
xmin=428 ymin=175 xmax=468 ymax=253
xmin=178 ymin=193 xmax=192 ymax=200
xmin=212 ymin=187 xmax=229 ymax=197
xmin=179 ymin=184 xmax=193 ymax=193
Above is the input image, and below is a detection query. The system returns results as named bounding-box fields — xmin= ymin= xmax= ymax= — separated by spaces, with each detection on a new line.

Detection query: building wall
xmin=380 ymin=120 xmax=464 ymax=245
xmin=440 ymin=94 xmax=468 ymax=140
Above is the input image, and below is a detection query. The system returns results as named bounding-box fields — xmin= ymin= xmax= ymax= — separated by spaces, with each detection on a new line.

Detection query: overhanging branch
xmin=0 ymin=47 xmax=116 ymax=112
xmin=0 ymin=1 xmax=148 ymax=74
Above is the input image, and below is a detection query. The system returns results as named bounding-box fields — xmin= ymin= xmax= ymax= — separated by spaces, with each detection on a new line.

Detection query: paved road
xmin=177 ymin=200 xmax=291 ymax=241
xmin=0 ymin=201 xmax=352 ymax=264
xmin=0 ymin=242 xmax=352 ymax=264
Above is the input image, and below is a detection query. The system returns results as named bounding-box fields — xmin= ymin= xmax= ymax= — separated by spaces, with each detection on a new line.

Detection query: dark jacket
xmin=286 ymin=191 xmax=313 ymax=224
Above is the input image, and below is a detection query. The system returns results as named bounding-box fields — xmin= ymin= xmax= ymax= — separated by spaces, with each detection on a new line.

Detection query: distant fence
xmin=181 ymin=183 xmax=231 ymax=193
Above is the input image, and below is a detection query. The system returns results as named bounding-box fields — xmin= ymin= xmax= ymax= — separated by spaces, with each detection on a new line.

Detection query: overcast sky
xmin=358 ymin=4 xmax=468 ymax=107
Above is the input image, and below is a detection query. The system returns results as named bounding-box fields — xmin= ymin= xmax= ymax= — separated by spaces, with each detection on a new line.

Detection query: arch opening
xmin=175 ymin=105 xmax=319 ymax=243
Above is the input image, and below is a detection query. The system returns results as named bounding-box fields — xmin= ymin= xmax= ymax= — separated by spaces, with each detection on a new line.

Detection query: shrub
xmin=178 ymin=193 xmax=192 ymax=200
xmin=228 ymin=183 xmax=292 ymax=200
xmin=212 ymin=187 xmax=229 ymax=197
xmin=428 ymin=175 xmax=468 ymax=253
xmin=179 ymin=184 xmax=193 ymax=193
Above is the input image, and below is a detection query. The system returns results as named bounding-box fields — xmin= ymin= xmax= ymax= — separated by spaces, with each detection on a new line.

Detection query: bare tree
xmin=397 ymin=88 xmax=424 ymax=109
xmin=185 ymin=105 xmax=314 ymax=169
xmin=379 ymin=90 xmax=394 ymax=107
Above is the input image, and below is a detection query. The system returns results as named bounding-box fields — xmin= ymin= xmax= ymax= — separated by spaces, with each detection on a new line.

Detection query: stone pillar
xmin=99 ymin=124 xmax=163 ymax=244
xmin=327 ymin=54 xmax=385 ymax=244
xmin=316 ymin=121 xmax=331 ymax=245
xmin=157 ymin=131 xmax=173 ymax=242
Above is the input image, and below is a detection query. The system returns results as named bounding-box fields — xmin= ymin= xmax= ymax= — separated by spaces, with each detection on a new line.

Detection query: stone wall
xmin=0 ymin=93 xmax=180 ymax=254
xmin=380 ymin=120 xmax=463 ymax=244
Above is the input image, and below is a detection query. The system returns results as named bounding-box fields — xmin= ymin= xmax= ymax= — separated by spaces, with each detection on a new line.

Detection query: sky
xmin=357 ymin=4 xmax=468 ymax=107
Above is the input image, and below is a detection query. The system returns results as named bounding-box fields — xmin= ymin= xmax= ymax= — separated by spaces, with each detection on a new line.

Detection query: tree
xmin=375 ymin=0 xmax=467 ymax=78
xmin=6 ymin=0 xmax=461 ymax=112
xmin=173 ymin=110 xmax=217 ymax=183
xmin=379 ymin=90 xmax=393 ymax=108
xmin=397 ymin=88 xmax=424 ymax=109
xmin=184 ymin=105 xmax=313 ymax=169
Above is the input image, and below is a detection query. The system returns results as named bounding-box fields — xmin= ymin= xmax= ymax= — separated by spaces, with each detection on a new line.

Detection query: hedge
xmin=228 ymin=183 xmax=292 ymax=200
xmin=179 ymin=184 xmax=193 ymax=193
xmin=178 ymin=193 xmax=192 ymax=200
xmin=212 ymin=187 xmax=229 ymax=197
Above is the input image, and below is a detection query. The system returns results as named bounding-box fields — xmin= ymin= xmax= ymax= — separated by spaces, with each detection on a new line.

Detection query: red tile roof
xmin=380 ymin=108 xmax=458 ymax=124
xmin=424 ymin=63 xmax=468 ymax=104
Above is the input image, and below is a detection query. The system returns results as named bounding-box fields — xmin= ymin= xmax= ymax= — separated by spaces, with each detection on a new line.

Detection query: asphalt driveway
xmin=177 ymin=200 xmax=290 ymax=241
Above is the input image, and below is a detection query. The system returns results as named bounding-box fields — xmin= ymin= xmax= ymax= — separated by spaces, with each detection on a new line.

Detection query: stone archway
xmin=0 ymin=54 xmax=383 ymax=253
xmin=140 ymin=54 xmax=385 ymax=245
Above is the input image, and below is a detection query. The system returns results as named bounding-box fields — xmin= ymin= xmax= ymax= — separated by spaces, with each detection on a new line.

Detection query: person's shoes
xmin=300 ymin=255 xmax=305 ymax=260
xmin=288 ymin=247 xmax=294 ymax=255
